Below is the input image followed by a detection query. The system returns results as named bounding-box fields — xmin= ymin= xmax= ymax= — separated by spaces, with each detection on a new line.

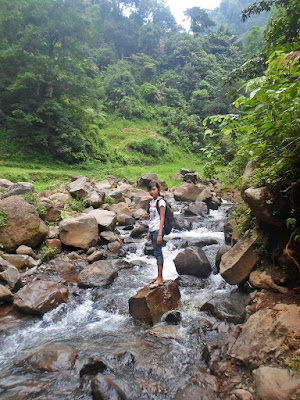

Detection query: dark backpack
xmin=156 ymin=197 xmax=174 ymax=235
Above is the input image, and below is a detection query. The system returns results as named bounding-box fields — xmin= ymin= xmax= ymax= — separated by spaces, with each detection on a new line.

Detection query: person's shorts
xmin=150 ymin=230 xmax=164 ymax=265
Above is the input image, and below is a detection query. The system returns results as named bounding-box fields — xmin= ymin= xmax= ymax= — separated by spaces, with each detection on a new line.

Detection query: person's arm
xmin=157 ymin=203 xmax=165 ymax=245
xmin=147 ymin=228 xmax=150 ymax=241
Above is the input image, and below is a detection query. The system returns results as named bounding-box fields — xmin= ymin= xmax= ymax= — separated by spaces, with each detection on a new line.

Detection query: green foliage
xmin=69 ymin=198 xmax=86 ymax=213
xmin=0 ymin=208 xmax=7 ymax=227
xmin=286 ymin=355 xmax=300 ymax=373
xmin=128 ymin=137 xmax=168 ymax=158
xmin=232 ymin=203 xmax=256 ymax=237
xmin=40 ymin=245 xmax=57 ymax=262
xmin=104 ymin=196 xmax=115 ymax=205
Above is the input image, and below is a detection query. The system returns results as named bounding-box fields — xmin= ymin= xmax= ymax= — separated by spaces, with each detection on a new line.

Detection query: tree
xmin=184 ymin=7 xmax=215 ymax=35
xmin=0 ymin=0 xmax=105 ymax=162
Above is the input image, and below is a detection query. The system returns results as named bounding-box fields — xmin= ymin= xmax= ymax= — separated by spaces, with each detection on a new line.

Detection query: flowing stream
xmin=0 ymin=199 xmax=236 ymax=400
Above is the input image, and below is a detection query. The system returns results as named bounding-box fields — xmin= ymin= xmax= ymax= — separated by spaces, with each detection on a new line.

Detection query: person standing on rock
xmin=147 ymin=181 xmax=166 ymax=289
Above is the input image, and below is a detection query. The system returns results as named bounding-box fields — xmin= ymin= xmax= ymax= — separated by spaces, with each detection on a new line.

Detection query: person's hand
xmin=147 ymin=231 xmax=150 ymax=242
xmin=157 ymin=234 xmax=162 ymax=245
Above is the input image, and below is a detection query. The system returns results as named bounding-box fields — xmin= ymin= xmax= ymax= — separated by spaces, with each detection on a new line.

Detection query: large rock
xmin=0 ymin=196 xmax=48 ymax=252
xmin=174 ymin=370 xmax=218 ymax=400
xmin=174 ymin=247 xmax=212 ymax=278
xmin=3 ymin=254 xmax=39 ymax=269
xmin=200 ymin=291 xmax=250 ymax=324
xmin=129 ymin=280 xmax=181 ymax=325
xmin=3 ymin=182 xmax=34 ymax=197
xmin=78 ymin=260 xmax=121 ymax=288
xmin=59 ymin=214 xmax=98 ymax=249
xmin=249 ymin=270 xmax=288 ymax=293
xmin=228 ymin=303 xmax=300 ymax=369
xmin=0 ymin=284 xmax=13 ymax=303
xmin=86 ymin=190 xmax=105 ymax=208
xmin=21 ymin=344 xmax=77 ymax=372
xmin=69 ymin=176 xmax=92 ymax=199
xmin=184 ymin=202 xmax=208 ymax=217
xmin=88 ymin=209 xmax=117 ymax=231
xmin=0 ymin=179 xmax=13 ymax=190
xmin=0 ymin=262 xmax=21 ymax=289
xmin=91 ymin=373 xmax=127 ymax=400
xmin=131 ymin=193 xmax=152 ymax=210
xmin=108 ymin=202 xmax=132 ymax=217
xmin=14 ymin=280 xmax=68 ymax=315
xmin=173 ymin=183 xmax=204 ymax=201
xmin=253 ymin=366 xmax=300 ymax=400
xmin=242 ymin=186 xmax=283 ymax=226
xmin=220 ymin=233 xmax=260 ymax=285
xmin=137 ymin=173 xmax=158 ymax=188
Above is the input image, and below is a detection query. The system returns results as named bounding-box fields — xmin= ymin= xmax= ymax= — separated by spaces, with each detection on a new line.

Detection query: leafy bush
xmin=40 ymin=245 xmax=57 ymax=262
xmin=69 ymin=198 xmax=87 ymax=213
xmin=128 ymin=137 xmax=168 ymax=158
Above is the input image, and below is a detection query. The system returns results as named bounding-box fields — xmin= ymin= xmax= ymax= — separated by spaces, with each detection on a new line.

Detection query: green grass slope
xmin=0 ymin=118 xmax=205 ymax=191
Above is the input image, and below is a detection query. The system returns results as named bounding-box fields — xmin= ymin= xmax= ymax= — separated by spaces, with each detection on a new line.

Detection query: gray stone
xmin=174 ymin=247 xmax=212 ymax=278
xmin=4 ymin=182 xmax=34 ymax=197
xmin=91 ymin=373 xmax=127 ymax=400
xmin=78 ymin=260 xmax=119 ymax=288
xmin=69 ymin=176 xmax=91 ymax=200
xmin=200 ymin=291 xmax=250 ymax=324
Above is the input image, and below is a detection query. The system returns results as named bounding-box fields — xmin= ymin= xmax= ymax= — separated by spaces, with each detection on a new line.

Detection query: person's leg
xmin=150 ymin=231 xmax=164 ymax=287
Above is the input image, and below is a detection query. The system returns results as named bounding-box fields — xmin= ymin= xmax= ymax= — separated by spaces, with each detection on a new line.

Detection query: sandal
xmin=149 ymin=282 xmax=163 ymax=290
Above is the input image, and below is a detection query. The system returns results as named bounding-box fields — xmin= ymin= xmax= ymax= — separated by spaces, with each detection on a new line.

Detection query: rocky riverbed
xmin=0 ymin=170 xmax=299 ymax=399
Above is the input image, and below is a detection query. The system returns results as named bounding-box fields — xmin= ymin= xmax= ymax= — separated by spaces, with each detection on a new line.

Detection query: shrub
xmin=40 ymin=245 xmax=57 ymax=262
xmin=128 ymin=137 xmax=168 ymax=158
xmin=69 ymin=198 xmax=87 ymax=213
xmin=0 ymin=209 xmax=7 ymax=227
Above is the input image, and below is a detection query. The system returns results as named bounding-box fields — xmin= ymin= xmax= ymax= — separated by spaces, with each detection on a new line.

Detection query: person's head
xmin=148 ymin=181 xmax=160 ymax=199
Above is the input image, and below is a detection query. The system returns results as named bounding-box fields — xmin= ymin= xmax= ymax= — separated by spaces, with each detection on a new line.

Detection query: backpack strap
xmin=156 ymin=197 xmax=165 ymax=215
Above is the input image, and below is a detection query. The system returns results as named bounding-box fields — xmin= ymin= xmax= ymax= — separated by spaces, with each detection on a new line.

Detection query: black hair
xmin=148 ymin=181 xmax=160 ymax=192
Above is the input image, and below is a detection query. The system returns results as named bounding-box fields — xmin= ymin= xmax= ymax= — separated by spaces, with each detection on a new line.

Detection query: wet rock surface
xmin=20 ymin=344 xmax=77 ymax=372
xmin=129 ymin=280 xmax=181 ymax=325
xmin=14 ymin=280 xmax=68 ymax=315
xmin=174 ymin=246 xmax=211 ymax=278
xmin=200 ymin=291 xmax=250 ymax=324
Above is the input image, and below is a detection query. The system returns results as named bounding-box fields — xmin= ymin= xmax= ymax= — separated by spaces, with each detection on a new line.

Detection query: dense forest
xmin=0 ymin=0 xmax=299 ymax=190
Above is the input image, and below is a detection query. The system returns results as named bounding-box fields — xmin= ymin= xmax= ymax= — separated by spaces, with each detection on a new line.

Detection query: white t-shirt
xmin=149 ymin=198 xmax=166 ymax=232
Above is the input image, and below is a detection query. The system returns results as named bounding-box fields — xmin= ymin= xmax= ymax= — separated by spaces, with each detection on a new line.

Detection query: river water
xmin=0 ymin=200 xmax=235 ymax=399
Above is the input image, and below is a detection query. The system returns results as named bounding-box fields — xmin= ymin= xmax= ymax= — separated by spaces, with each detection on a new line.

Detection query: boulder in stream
xmin=14 ymin=280 xmax=68 ymax=315
xmin=129 ymin=280 xmax=181 ymax=325
xmin=174 ymin=246 xmax=212 ymax=278
xmin=91 ymin=373 xmax=127 ymax=400
xmin=78 ymin=260 xmax=121 ymax=288
xmin=20 ymin=344 xmax=77 ymax=372
xmin=173 ymin=183 xmax=203 ymax=201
